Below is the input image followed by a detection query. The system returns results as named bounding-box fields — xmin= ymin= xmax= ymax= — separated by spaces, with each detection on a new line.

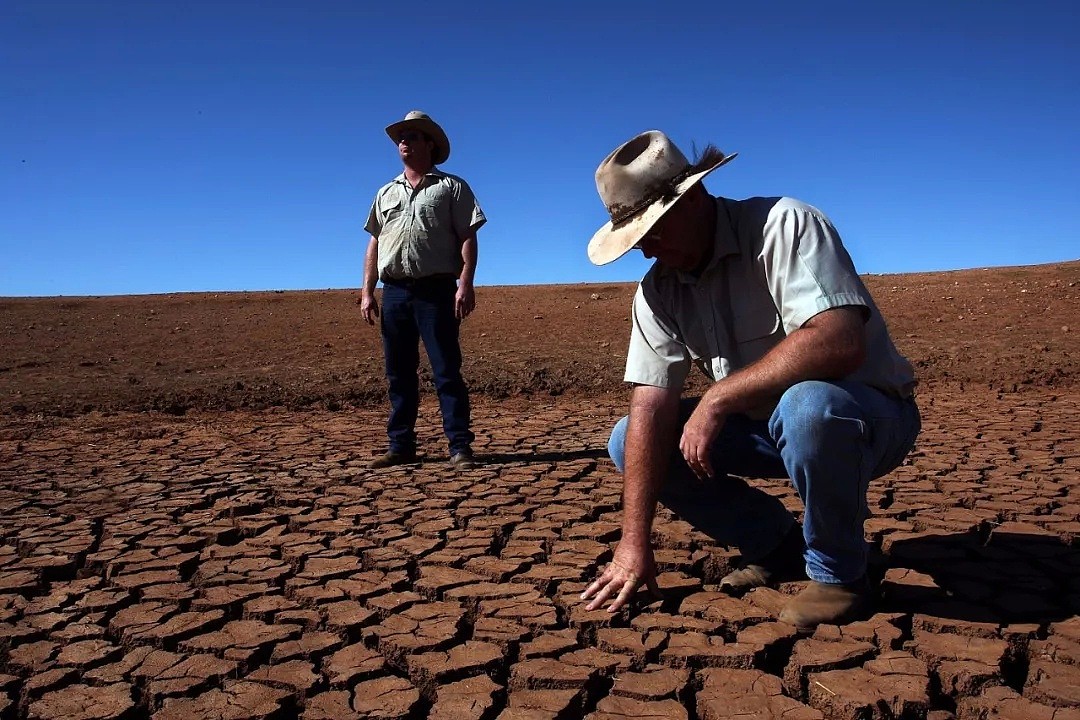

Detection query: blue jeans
xmin=607 ymin=380 xmax=920 ymax=584
xmin=380 ymin=277 xmax=473 ymax=455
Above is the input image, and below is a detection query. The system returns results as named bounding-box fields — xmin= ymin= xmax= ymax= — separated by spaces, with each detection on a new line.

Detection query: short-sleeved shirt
xmin=626 ymin=195 xmax=916 ymax=418
xmin=364 ymin=169 xmax=486 ymax=281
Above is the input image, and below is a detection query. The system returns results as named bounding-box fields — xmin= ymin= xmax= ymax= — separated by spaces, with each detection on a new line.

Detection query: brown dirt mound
xmin=1 ymin=261 xmax=1077 ymax=416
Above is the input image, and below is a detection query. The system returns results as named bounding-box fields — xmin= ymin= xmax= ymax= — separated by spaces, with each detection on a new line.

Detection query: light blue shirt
xmin=625 ymin=195 xmax=916 ymax=417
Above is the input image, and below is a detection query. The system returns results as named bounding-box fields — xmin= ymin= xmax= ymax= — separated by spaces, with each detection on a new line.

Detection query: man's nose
xmin=636 ymin=231 xmax=659 ymax=255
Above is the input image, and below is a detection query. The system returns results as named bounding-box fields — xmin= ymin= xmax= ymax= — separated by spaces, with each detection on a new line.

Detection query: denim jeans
xmin=607 ymin=380 xmax=920 ymax=584
xmin=380 ymin=277 xmax=473 ymax=455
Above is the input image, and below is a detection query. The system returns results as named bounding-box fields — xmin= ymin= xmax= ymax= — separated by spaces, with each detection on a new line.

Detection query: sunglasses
xmin=398 ymin=131 xmax=427 ymax=144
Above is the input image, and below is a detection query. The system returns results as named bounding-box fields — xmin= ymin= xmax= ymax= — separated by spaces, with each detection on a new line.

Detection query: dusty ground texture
xmin=1 ymin=262 xmax=1077 ymax=415
xmin=0 ymin=261 xmax=1078 ymax=719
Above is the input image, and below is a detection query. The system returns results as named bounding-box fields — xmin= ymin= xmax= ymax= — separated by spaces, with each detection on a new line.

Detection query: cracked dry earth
xmin=1 ymin=387 xmax=1079 ymax=720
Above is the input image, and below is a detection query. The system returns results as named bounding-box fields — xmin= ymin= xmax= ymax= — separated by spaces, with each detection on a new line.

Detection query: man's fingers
xmin=584 ymin=581 xmax=616 ymax=611
xmin=681 ymin=438 xmax=711 ymax=480
xmin=685 ymin=448 xmax=705 ymax=479
xmin=680 ymin=436 xmax=704 ymax=478
xmin=583 ymin=565 xmax=643 ymax=612
xmin=360 ymin=302 xmax=379 ymax=326
xmin=580 ymin=573 xmax=609 ymax=600
xmin=607 ymin=578 xmax=638 ymax=613
xmin=693 ymin=448 xmax=709 ymax=478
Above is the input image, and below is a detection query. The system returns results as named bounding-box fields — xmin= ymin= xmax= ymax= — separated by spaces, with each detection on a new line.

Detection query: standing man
xmin=361 ymin=110 xmax=486 ymax=470
xmin=579 ymin=131 xmax=920 ymax=631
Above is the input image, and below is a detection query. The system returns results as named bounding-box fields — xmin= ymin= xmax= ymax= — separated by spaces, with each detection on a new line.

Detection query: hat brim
xmin=587 ymin=153 xmax=737 ymax=266
xmin=385 ymin=118 xmax=451 ymax=165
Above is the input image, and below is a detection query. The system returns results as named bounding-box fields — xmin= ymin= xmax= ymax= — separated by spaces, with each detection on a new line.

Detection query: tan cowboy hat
xmin=587 ymin=130 xmax=737 ymax=265
xmin=385 ymin=110 xmax=451 ymax=165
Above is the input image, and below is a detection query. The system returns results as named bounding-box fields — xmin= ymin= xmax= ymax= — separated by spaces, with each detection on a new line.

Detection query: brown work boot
xmin=449 ymin=449 xmax=476 ymax=471
xmin=719 ymin=525 xmax=806 ymax=595
xmin=370 ymin=450 xmax=417 ymax=469
xmin=779 ymin=578 xmax=870 ymax=632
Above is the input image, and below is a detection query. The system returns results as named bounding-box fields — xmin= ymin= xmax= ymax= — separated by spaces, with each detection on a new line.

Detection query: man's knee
xmin=769 ymin=381 xmax=865 ymax=449
xmin=607 ymin=416 xmax=629 ymax=473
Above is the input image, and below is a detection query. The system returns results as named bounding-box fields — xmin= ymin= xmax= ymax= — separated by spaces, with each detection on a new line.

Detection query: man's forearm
xmin=362 ymin=237 xmax=379 ymax=295
xmin=459 ymin=235 xmax=477 ymax=285
xmin=621 ymin=387 xmax=681 ymax=546
xmin=702 ymin=307 xmax=867 ymax=417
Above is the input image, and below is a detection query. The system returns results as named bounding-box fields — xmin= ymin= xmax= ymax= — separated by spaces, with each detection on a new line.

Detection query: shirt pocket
xmin=379 ymin=195 xmax=406 ymax=225
xmin=415 ymin=200 xmax=440 ymax=231
xmin=415 ymin=186 xmax=451 ymax=230
xmin=732 ymin=307 xmax=783 ymax=364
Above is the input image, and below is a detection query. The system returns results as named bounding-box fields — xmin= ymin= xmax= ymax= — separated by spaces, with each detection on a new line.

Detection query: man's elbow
xmin=629 ymin=384 xmax=681 ymax=417
xmin=817 ymin=308 xmax=868 ymax=377
xmin=835 ymin=336 xmax=867 ymax=376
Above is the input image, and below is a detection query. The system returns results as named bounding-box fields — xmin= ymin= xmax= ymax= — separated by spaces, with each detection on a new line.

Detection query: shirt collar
xmin=672 ymin=195 xmax=741 ymax=284
xmin=394 ymin=167 xmax=445 ymax=185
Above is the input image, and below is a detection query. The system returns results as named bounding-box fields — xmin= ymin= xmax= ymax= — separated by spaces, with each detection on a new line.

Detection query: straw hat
xmin=588 ymin=130 xmax=736 ymax=265
xmin=385 ymin=110 xmax=451 ymax=165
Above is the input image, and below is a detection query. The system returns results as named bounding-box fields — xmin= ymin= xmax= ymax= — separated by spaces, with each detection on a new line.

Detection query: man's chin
xmin=658 ymin=258 xmax=693 ymax=272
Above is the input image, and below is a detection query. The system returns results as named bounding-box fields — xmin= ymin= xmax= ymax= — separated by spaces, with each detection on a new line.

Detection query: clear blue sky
xmin=2 ymin=1 xmax=1077 ymax=296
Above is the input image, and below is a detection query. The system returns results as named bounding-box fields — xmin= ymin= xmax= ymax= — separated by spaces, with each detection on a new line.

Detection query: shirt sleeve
xmin=623 ymin=283 xmax=690 ymax=389
xmin=760 ymin=202 xmax=873 ymax=333
xmin=451 ymin=179 xmax=487 ymax=238
xmin=363 ymin=193 xmax=382 ymax=237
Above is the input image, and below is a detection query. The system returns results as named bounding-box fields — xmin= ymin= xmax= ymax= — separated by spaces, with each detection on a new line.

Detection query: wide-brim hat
xmin=385 ymin=110 xmax=450 ymax=165
xmin=587 ymin=130 xmax=737 ymax=265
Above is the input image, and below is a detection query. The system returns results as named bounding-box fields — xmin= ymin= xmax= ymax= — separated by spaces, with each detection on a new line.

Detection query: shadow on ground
xmin=479 ymin=448 xmax=610 ymax=464
xmin=876 ymin=531 xmax=1079 ymax=626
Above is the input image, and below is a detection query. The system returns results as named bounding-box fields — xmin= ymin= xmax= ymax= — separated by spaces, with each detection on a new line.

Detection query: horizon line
xmin=2 ymin=258 xmax=1077 ymax=301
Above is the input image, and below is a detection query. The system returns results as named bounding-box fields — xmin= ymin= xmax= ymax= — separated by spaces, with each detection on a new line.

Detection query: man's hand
xmin=359 ymin=292 xmax=379 ymax=326
xmin=580 ymin=541 xmax=660 ymax=612
xmin=679 ymin=398 xmax=726 ymax=479
xmin=455 ymin=283 xmax=475 ymax=320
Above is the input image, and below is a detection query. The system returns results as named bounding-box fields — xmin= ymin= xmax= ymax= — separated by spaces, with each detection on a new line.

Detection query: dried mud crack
xmin=0 ymin=387 xmax=1078 ymax=719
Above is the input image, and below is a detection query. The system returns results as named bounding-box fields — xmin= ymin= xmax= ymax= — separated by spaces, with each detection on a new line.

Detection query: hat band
xmin=607 ymin=165 xmax=697 ymax=227
xmin=606 ymin=145 xmax=731 ymax=227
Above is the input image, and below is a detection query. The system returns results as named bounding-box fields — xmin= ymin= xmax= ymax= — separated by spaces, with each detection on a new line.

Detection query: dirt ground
xmin=0 ymin=261 xmax=1078 ymax=719
xmin=1 ymin=261 xmax=1077 ymax=415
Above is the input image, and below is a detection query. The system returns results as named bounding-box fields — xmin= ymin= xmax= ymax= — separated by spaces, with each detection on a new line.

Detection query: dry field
xmin=0 ymin=261 xmax=1078 ymax=719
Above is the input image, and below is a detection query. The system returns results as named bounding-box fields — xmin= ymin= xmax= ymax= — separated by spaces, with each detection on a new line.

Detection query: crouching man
xmin=579 ymin=130 xmax=920 ymax=631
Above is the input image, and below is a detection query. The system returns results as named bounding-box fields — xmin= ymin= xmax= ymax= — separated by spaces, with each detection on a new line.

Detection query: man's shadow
xmin=478 ymin=448 xmax=610 ymax=465
xmin=871 ymin=530 xmax=1079 ymax=625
